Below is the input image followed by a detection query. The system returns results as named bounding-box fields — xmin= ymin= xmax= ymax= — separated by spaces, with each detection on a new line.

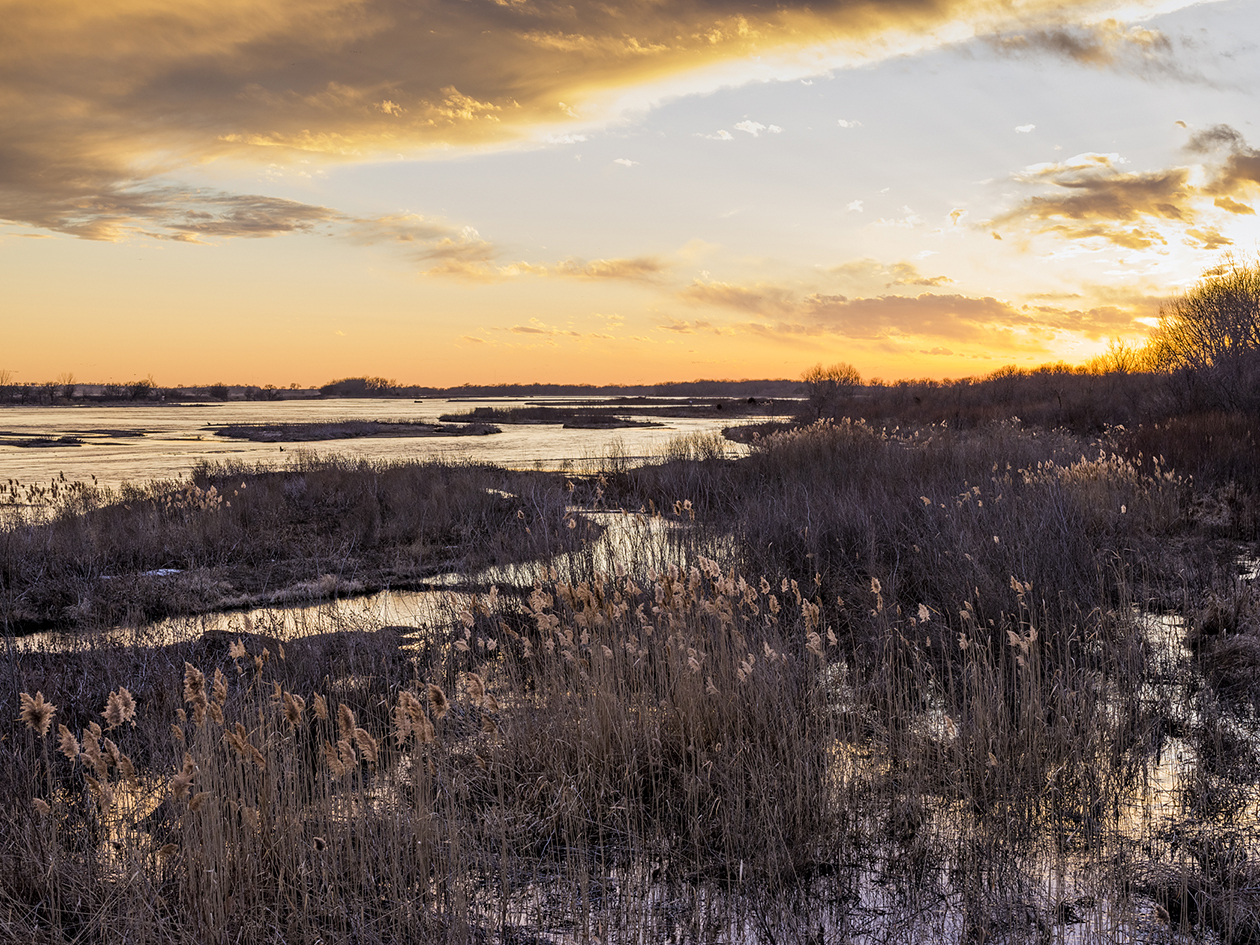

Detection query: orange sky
xmin=2 ymin=0 xmax=1258 ymax=386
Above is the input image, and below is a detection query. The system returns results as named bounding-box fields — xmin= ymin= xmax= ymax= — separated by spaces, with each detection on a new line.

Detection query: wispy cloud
xmin=677 ymin=274 xmax=1149 ymax=347
xmin=983 ymin=18 xmax=1209 ymax=84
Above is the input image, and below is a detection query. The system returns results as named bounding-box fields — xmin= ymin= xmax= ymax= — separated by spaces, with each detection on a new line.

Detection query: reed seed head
xmin=183 ymin=663 xmax=208 ymax=725
xmin=102 ymin=687 xmax=136 ymax=729
xmin=170 ymin=753 xmax=197 ymax=800
xmin=464 ymin=672 xmax=485 ymax=708
xmin=57 ymin=723 xmax=79 ymax=761
xmin=353 ymin=727 xmax=378 ymax=766
xmin=283 ymin=691 xmax=306 ymax=727
xmin=427 ymin=684 xmax=449 ymax=720
xmin=19 ymin=691 xmax=56 ymax=736
xmin=337 ymin=703 xmax=355 ymax=739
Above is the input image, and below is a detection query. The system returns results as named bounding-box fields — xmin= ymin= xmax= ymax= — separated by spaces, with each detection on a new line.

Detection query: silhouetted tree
xmin=802 ymin=362 xmax=861 ymax=419
xmin=1149 ymin=255 xmax=1260 ymax=410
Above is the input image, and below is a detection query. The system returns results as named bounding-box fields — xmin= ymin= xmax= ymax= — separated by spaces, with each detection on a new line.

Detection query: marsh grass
xmin=0 ymin=457 xmax=584 ymax=633
xmin=2 ymin=416 xmax=1259 ymax=942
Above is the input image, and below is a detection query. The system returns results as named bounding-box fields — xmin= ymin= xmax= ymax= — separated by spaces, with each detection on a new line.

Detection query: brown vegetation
xmin=209 ymin=420 xmax=500 ymax=442
xmin=3 ymin=313 xmax=1260 ymax=939
xmin=0 ymin=457 xmax=585 ymax=633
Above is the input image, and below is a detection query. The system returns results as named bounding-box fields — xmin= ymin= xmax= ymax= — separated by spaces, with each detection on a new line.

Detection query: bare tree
xmin=802 ymin=362 xmax=861 ymax=419
xmin=1149 ymin=255 xmax=1260 ymax=409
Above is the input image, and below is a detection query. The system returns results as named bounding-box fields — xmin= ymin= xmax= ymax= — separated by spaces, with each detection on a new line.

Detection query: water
xmin=0 ymin=397 xmax=768 ymax=490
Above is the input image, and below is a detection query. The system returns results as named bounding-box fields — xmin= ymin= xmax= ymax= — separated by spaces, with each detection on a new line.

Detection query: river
xmin=0 ymin=397 xmax=772 ymax=490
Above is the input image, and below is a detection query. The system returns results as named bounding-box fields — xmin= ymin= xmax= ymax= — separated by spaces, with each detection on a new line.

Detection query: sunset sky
xmin=2 ymin=0 xmax=1258 ymax=387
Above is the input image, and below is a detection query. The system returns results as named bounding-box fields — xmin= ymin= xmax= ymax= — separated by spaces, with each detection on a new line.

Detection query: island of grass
xmin=0 ymin=434 xmax=84 ymax=448
xmin=438 ymin=398 xmax=791 ymax=428
xmin=438 ymin=405 xmax=668 ymax=428
xmin=207 ymin=419 xmax=500 ymax=442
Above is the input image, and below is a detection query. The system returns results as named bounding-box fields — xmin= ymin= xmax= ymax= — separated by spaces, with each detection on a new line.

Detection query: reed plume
xmin=427 ymin=683 xmax=448 ymax=720
xmin=183 ymin=663 xmax=208 ymax=725
xmin=19 ymin=691 xmax=56 ymax=736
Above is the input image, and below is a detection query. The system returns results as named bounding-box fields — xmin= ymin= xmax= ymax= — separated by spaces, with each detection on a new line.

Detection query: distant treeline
xmin=318 ymin=376 xmax=807 ymax=399
xmin=0 ymin=380 xmax=320 ymax=405
xmin=0 ymin=375 xmax=805 ymax=404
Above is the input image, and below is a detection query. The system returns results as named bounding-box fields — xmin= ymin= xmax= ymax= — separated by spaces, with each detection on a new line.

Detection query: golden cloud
xmin=991 ymin=125 xmax=1260 ymax=249
xmin=678 ymin=278 xmax=1148 ymax=346
xmin=2 ymin=0 xmax=1170 ymax=238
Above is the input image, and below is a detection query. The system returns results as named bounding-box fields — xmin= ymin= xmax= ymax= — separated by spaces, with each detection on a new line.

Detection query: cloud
xmin=0 ymin=169 xmax=344 ymax=242
xmin=1019 ymin=152 xmax=1126 ymax=177
xmin=445 ymin=252 xmax=671 ymax=284
xmin=678 ymin=279 xmax=798 ymax=317
xmin=990 ymin=126 xmax=1260 ymax=249
xmin=1 ymin=0 xmax=1220 ymax=242
xmin=874 ymin=206 xmax=922 ymax=228
xmin=847 ymin=200 xmax=864 ymax=213
xmin=678 ymin=273 xmax=1149 ymax=347
xmin=547 ymin=256 xmax=668 ymax=282
xmin=837 ymin=119 xmax=862 ymax=128
xmin=1214 ymin=196 xmax=1255 ymax=215
xmin=699 ymin=129 xmax=735 ymax=140
xmin=983 ymin=18 xmax=1203 ymax=83
xmin=501 ymin=318 xmax=581 ymax=340
xmin=733 ymin=121 xmax=782 ymax=137
xmin=613 ymin=158 xmax=639 ymax=167
xmin=1187 ymin=124 xmax=1260 ymax=196
xmin=1015 ymin=124 xmax=1036 ymax=133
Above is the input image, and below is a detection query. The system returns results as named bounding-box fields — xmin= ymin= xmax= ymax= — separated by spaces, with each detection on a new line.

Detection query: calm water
xmin=0 ymin=398 xmax=764 ymax=489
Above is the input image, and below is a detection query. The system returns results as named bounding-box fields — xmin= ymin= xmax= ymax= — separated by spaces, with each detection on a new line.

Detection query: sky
xmin=2 ymin=0 xmax=1258 ymax=387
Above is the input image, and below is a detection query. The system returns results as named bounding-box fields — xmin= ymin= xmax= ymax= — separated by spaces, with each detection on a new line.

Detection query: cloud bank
xmin=2 ymin=0 xmax=1193 ymax=239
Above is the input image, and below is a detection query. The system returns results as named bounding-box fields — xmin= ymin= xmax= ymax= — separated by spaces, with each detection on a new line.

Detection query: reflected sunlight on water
xmin=0 ymin=397 xmax=761 ymax=489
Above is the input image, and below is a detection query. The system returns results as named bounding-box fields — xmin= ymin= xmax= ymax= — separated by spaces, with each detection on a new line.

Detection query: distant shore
xmin=0 ymin=377 xmax=807 ymax=406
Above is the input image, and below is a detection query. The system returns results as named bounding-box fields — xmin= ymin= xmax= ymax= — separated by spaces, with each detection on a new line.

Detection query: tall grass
xmin=2 ymin=558 xmax=1173 ymax=944
xmin=2 ymin=417 xmax=1258 ymax=942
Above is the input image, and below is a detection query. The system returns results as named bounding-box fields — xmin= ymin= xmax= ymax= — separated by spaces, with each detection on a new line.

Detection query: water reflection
xmin=0 ymin=397 xmax=763 ymax=490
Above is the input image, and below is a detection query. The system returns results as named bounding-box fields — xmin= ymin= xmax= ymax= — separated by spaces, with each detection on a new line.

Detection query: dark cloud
xmin=1214 ymin=196 xmax=1255 ymax=215
xmin=0 ymin=167 xmax=342 ymax=241
xmin=1187 ymin=124 xmax=1260 ymax=196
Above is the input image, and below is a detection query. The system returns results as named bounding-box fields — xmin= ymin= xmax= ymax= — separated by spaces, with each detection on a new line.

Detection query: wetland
xmin=2 ymin=385 xmax=1259 ymax=944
